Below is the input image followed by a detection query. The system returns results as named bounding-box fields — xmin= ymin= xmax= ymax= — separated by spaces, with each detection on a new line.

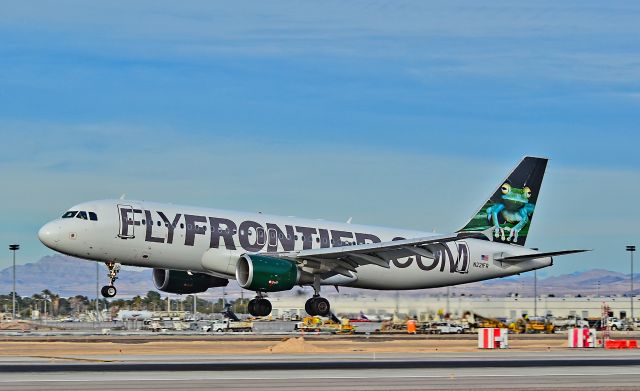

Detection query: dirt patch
xmin=265 ymin=337 xmax=327 ymax=353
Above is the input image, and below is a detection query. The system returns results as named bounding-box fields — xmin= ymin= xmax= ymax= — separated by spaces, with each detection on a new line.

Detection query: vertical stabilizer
xmin=458 ymin=156 xmax=548 ymax=245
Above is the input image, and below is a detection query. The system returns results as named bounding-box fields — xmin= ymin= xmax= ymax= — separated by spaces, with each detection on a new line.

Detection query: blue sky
xmin=1 ymin=1 xmax=639 ymax=276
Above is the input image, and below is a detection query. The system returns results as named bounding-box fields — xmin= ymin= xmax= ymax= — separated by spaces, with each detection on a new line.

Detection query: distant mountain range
xmin=0 ymin=255 xmax=637 ymax=299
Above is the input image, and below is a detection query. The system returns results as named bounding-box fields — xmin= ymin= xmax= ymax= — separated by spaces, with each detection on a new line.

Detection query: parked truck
xmin=203 ymin=319 xmax=252 ymax=333
xmin=551 ymin=315 xmax=589 ymax=330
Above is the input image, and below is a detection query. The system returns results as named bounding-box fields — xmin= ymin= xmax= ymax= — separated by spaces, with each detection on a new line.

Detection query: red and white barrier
xmin=567 ymin=328 xmax=596 ymax=348
xmin=478 ymin=328 xmax=509 ymax=349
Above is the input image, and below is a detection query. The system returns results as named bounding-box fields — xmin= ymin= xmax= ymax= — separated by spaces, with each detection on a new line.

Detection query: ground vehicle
xmin=551 ymin=316 xmax=589 ymax=330
xmin=607 ymin=317 xmax=625 ymax=331
xmin=295 ymin=316 xmax=354 ymax=334
xmin=473 ymin=313 xmax=509 ymax=329
xmin=426 ymin=322 xmax=464 ymax=334
xmin=204 ymin=319 xmax=252 ymax=332
xmin=509 ymin=317 xmax=555 ymax=334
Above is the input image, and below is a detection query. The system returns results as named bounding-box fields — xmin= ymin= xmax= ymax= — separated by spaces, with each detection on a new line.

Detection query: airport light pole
xmin=531 ymin=248 xmax=538 ymax=318
xmin=95 ymin=262 xmax=100 ymax=323
xmin=627 ymin=245 xmax=635 ymax=321
xmin=534 ymin=270 xmax=537 ymax=317
xmin=9 ymin=244 xmax=20 ymax=319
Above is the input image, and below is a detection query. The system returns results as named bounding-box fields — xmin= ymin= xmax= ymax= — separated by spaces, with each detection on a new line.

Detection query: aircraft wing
xmin=259 ymin=231 xmax=490 ymax=278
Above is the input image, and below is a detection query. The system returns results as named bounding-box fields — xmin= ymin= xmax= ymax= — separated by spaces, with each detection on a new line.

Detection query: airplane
xmin=38 ymin=156 xmax=586 ymax=317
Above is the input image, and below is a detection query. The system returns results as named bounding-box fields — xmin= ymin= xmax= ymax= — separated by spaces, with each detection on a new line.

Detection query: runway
xmin=1 ymin=351 xmax=639 ymax=390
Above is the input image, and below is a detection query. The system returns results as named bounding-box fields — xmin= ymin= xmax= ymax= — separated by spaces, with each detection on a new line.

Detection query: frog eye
xmin=524 ymin=186 xmax=532 ymax=198
xmin=500 ymin=183 xmax=511 ymax=194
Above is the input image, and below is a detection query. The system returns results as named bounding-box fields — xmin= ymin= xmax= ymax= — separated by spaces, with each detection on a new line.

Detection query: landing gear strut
xmin=248 ymin=295 xmax=272 ymax=317
xmin=305 ymin=276 xmax=331 ymax=316
xmin=101 ymin=261 xmax=121 ymax=298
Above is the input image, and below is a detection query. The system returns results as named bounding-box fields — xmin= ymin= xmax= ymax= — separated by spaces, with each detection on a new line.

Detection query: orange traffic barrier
xmin=604 ymin=340 xmax=639 ymax=349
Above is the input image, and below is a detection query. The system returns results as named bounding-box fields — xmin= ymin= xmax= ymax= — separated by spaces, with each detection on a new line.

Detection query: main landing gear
xmin=248 ymin=295 xmax=272 ymax=317
xmin=305 ymin=278 xmax=330 ymax=316
xmin=101 ymin=261 xmax=121 ymax=298
xmin=305 ymin=295 xmax=330 ymax=317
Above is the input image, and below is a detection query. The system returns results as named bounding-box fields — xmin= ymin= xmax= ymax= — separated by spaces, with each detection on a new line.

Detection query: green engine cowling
xmin=235 ymin=254 xmax=304 ymax=292
xmin=153 ymin=269 xmax=229 ymax=294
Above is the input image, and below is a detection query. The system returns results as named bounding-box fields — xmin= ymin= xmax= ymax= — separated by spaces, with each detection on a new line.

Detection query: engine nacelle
xmin=235 ymin=254 xmax=311 ymax=292
xmin=153 ymin=269 xmax=228 ymax=294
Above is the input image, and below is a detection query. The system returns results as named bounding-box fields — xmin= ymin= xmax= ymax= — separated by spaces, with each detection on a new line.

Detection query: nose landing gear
xmin=101 ymin=261 xmax=121 ymax=298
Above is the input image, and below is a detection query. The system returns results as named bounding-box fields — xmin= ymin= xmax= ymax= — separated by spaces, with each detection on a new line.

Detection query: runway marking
xmin=2 ymin=371 xmax=640 ymax=383
xmin=27 ymin=355 xmax=120 ymax=363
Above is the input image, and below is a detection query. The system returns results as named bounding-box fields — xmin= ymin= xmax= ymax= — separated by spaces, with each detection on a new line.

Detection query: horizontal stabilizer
xmin=496 ymin=249 xmax=589 ymax=263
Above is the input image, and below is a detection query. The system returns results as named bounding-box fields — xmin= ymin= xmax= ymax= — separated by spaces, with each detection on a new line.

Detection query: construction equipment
xmin=296 ymin=314 xmax=354 ymax=334
xmin=508 ymin=316 xmax=555 ymax=334
xmin=473 ymin=313 xmax=509 ymax=329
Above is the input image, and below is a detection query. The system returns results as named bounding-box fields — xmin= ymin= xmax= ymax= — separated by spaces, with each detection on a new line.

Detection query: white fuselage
xmin=38 ymin=199 xmax=551 ymax=291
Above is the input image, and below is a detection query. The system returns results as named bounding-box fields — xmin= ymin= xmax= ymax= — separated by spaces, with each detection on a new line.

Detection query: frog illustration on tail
xmin=487 ymin=182 xmax=535 ymax=242
xmin=458 ymin=156 xmax=547 ymax=246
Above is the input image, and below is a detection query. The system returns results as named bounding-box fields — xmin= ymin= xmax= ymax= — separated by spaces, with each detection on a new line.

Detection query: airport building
xmin=269 ymin=294 xmax=640 ymax=320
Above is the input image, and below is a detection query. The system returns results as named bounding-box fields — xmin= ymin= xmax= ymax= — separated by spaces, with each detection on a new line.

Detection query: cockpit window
xmin=89 ymin=212 xmax=98 ymax=221
xmin=77 ymin=211 xmax=88 ymax=220
xmin=62 ymin=211 xmax=77 ymax=218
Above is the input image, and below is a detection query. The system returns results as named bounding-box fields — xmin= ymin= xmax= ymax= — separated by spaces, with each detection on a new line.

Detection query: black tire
xmin=305 ymin=298 xmax=316 ymax=316
xmin=256 ymin=298 xmax=272 ymax=317
xmin=101 ymin=285 xmax=116 ymax=298
xmin=248 ymin=299 xmax=257 ymax=316
xmin=314 ymin=297 xmax=330 ymax=317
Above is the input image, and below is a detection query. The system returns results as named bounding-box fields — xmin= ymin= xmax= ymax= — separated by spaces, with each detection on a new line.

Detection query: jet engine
xmin=152 ymin=269 xmax=228 ymax=294
xmin=235 ymin=254 xmax=312 ymax=292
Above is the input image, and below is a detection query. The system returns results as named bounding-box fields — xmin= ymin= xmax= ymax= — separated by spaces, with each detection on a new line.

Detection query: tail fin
xmin=458 ymin=156 xmax=548 ymax=246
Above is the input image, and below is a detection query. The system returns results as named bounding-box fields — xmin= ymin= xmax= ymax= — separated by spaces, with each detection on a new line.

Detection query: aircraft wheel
xmin=305 ymin=297 xmax=317 ymax=316
xmin=256 ymin=298 xmax=272 ymax=317
xmin=248 ymin=299 xmax=257 ymax=316
xmin=313 ymin=297 xmax=330 ymax=317
xmin=101 ymin=285 xmax=116 ymax=298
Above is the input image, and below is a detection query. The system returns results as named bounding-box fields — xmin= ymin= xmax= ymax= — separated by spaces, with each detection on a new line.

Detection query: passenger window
xmin=77 ymin=211 xmax=88 ymax=220
xmin=62 ymin=211 xmax=77 ymax=218
xmin=88 ymin=212 xmax=98 ymax=221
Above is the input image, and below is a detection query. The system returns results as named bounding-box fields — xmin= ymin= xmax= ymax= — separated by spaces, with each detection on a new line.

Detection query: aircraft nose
xmin=38 ymin=221 xmax=61 ymax=249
